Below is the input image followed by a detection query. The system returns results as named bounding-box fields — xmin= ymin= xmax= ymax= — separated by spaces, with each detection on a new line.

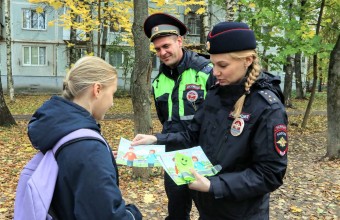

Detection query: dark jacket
xmin=28 ymin=96 xmax=142 ymax=220
xmin=153 ymin=49 xmax=215 ymax=151
xmin=156 ymin=72 xmax=288 ymax=219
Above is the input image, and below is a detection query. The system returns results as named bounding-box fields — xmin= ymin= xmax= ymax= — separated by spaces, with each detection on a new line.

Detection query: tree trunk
xmin=131 ymin=0 xmax=152 ymax=179
xmin=0 ymin=12 xmax=16 ymax=127
xmin=86 ymin=2 xmax=94 ymax=55
xmin=225 ymin=0 xmax=236 ymax=21
xmin=318 ymin=69 xmax=323 ymax=92
xmin=295 ymin=0 xmax=307 ymax=99
xmin=86 ymin=31 xmax=94 ymax=54
xmin=283 ymin=55 xmax=293 ymax=107
xmin=100 ymin=1 xmax=109 ymax=60
xmin=0 ymin=82 xmax=16 ymax=126
xmin=200 ymin=0 xmax=210 ymax=52
xmin=326 ymin=34 xmax=340 ymax=159
xmin=301 ymin=0 xmax=325 ymax=128
xmin=262 ymin=49 xmax=269 ymax=71
xmin=302 ymin=55 xmax=318 ymax=128
xmin=295 ymin=52 xmax=305 ymax=99
xmin=69 ymin=15 xmax=77 ymax=67
xmin=97 ymin=0 xmax=101 ymax=57
xmin=305 ymin=76 xmax=310 ymax=92
xmin=5 ymin=0 xmax=14 ymax=102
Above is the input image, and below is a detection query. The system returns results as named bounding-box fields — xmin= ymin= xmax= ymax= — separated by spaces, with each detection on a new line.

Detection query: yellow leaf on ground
xmin=129 ymin=192 xmax=138 ymax=199
xmin=143 ymin=194 xmax=155 ymax=204
xmin=290 ymin=206 xmax=302 ymax=213
xmin=0 ymin=208 xmax=8 ymax=213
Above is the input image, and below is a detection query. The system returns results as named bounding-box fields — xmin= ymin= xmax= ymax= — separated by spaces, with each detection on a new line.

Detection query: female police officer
xmin=132 ymin=21 xmax=288 ymax=219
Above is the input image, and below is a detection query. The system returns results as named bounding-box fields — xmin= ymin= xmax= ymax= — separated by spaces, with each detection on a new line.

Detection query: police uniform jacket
xmin=153 ymin=49 xmax=214 ymax=151
xmin=156 ymin=72 xmax=288 ymax=219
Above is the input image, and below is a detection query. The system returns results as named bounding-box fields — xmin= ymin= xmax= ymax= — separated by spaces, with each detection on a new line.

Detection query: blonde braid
xmin=232 ymin=52 xmax=261 ymax=118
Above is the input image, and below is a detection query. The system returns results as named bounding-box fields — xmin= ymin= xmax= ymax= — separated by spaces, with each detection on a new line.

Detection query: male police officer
xmin=144 ymin=13 xmax=215 ymax=220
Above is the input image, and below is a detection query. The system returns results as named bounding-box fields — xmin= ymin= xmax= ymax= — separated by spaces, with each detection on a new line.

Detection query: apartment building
xmin=0 ymin=0 xmax=225 ymax=93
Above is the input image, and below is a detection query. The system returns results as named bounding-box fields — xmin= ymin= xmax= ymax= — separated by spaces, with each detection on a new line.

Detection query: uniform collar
xmin=216 ymin=78 xmax=246 ymax=105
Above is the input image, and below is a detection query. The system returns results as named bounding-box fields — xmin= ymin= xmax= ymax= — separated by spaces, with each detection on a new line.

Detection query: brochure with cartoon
xmin=158 ymin=146 xmax=222 ymax=185
xmin=116 ymin=138 xmax=165 ymax=167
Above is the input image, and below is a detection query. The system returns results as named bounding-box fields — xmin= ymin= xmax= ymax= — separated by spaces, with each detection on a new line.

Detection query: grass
xmin=4 ymin=93 xmax=156 ymax=115
xmin=0 ymin=91 xmax=334 ymax=220
xmin=4 ymin=91 xmax=326 ymax=115
xmin=287 ymin=91 xmax=327 ymax=112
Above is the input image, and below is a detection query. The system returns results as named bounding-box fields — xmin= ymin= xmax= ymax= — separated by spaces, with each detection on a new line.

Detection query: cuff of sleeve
xmin=155 ymin=133 xmax=167 ymax=145
xmin=126 ymin=210 xmax=135 ymax=220
xmin=209 ymin=176 xmax=224 ymax=199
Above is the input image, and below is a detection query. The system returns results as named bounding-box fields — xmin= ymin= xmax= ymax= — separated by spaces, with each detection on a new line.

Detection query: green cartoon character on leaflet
xmin=174 ymin=152 xmax=195 ymax=182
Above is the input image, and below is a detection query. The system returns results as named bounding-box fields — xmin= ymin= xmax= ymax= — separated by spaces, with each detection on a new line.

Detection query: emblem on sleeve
xmin=274 ymin=124 xmax=288 ymax=156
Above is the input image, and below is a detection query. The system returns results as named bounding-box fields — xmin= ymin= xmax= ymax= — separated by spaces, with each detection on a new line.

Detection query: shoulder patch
xmin=258 ymin=90 xmax=279 ymax=105
xmin=199 ymin=64 xmax=213 ymax=74
xmin=274 ymin=124 xmax=288 ymax=156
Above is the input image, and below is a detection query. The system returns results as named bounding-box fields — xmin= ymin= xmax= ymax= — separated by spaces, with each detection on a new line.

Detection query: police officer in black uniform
xmin=133 ymin=21 xmax=288 ymax=219
xmin=144 ymin=13 xmax=215 ymax=220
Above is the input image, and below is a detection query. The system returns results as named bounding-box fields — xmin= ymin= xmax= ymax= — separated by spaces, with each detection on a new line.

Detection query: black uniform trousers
xmin=164 ymin=172 xmax=193 ymax=220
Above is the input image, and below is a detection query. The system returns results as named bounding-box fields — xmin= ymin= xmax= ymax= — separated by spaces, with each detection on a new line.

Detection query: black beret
xmin=206 ymin=22 xmax=256 ymax=54
xmin=144 ymin=13 xmax=187 ymax=42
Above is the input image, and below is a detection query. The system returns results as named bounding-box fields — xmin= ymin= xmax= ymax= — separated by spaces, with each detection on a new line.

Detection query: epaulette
xmin=258 ymin=90 xmax=280 ymax=105
xmin=199 ymin=63 xmax=213 ymax=74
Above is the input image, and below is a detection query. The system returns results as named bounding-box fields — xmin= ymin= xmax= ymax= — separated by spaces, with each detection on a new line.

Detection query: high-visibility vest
xmin=153 ymin=67 xmax=211 ymax=121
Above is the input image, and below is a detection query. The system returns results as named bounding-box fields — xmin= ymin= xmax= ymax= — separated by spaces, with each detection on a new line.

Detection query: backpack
xmin=14 ymin=128 xmax=107 ymax=220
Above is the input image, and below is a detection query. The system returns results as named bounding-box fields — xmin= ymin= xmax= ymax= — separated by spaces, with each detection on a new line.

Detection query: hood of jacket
xmin=28 ymin=96 xmax=100 ymax=152
xmin=158 ymin=49 xmax=210 ymax=79
xmin=254 ymin=71 xmax=284 ymax=103
xmin=213 ymin=71 xmax=284 ymax=105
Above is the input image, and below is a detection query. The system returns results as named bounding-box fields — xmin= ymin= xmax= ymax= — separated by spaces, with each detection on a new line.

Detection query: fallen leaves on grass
xmin=0 ymin=95 xmax=339 ymax=219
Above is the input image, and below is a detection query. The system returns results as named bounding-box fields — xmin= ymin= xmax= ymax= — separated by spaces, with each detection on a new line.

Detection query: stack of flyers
xmin=116 ymin=138 xmax=165 ymax=167
xmin=158 ymin=146 xmax=221 ymax=185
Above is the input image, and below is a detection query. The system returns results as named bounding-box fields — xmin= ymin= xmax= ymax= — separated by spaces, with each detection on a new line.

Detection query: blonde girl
xmin=28 ymin=56 xmax=142 ymax=219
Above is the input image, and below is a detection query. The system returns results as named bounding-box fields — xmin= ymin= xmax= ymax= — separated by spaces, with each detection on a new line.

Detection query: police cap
xmin=207 ymin=22 xmax=256 ymax=54
xmin=144 ymin=13 xmax=187 ymax=42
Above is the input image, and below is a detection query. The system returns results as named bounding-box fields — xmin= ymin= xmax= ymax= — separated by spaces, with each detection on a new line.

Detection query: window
xmin=186 ymin=12 xmax=201 ymax=35
xmin=23 ymin=46 xmax=46 ymax=66
xmin=23 ymin=9 xmax=46 ymax=30
xmin=109 ymin=51 xmax=124 ymax=68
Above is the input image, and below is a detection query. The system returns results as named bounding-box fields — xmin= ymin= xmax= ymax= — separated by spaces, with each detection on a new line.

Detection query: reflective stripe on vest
xmin=153 ymin=74 xmax=174 ymax=120
xmin=153 ymin=68 xmax=210 ymax=121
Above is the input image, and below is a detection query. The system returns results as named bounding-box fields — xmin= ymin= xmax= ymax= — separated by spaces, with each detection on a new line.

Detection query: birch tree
xmin=0 ymin=79 xmax=16 ymax=126
xmin=0 ymin=0 xmax=16 ymax=126
xmin=5 ymin=0 xmax=14 ymax=102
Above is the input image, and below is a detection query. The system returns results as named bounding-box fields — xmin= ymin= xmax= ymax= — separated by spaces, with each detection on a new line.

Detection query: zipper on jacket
xmin=156 ymin=79 xmax=159 ymax=88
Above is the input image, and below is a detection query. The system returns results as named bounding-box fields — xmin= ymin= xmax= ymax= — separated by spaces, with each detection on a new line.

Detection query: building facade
xmin=0 ymin=0 xmax=226 ymax=93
